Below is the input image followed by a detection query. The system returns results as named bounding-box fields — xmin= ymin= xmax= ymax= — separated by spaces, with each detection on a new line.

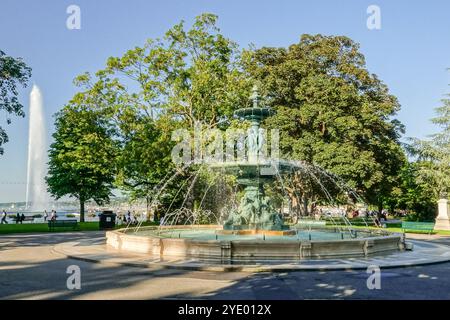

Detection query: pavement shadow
xmin=0 ymin=232 xmax=104 ymax=252
xmin=2 ymin=232 xmax=450 ymax=300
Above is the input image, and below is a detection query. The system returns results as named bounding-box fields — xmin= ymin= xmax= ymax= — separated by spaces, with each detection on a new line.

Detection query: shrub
xmin=404 ymin=212 xmax=435 ymax=222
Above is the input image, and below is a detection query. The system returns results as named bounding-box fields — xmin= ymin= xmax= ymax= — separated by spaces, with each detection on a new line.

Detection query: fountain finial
xmin=234 ymin=84 xmax=273 ymax=120
xmin=250 ymin=84 xmax=260 ymax=108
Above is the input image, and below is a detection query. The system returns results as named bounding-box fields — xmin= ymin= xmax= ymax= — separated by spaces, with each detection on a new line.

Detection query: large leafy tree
xmin=54 ymin=17 xmax=409 ymax=220
xmin=46 ymin=106 xmax=117 ymax=222
xmin=73 ymin=13 xmax=250 ymax=128
xmin=67 ymin=14 xmax=251 ymax=217
xmin=243 ymin=35 xmax=406 ymax=214
xmin=409 ymin=86 xmax=450 ymax=199
xmin=115 ymin=114 xmax=175 ymax=215
xmin=382 ymin=161 xmax=436 ymax=221
xmin=0 ymin=50 xmax=32 ymax=155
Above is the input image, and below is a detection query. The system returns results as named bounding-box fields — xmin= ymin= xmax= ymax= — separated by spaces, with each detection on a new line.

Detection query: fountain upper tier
xmin=211 ymin=160 xmax=298 ymax=185
xmin=234 ymin=84 xmax=274 ymax=122
xmin=210 ymin=85 xmax=297 ymax=182
xmin=234 ymin=107 xmax=275 ymax=122
xmin=207 ymin=86 xmax=294 ymax=230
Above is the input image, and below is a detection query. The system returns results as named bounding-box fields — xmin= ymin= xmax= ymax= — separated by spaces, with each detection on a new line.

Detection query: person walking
xmin=16 ymin=212 xmax=20 ymax=224
xmin=44 ymin=210 xmax=48 ymax=222
xmin=21 ymin=213 xmax=25 ymax=224
xmin=1 ymin=210 xmax=8 ymax=224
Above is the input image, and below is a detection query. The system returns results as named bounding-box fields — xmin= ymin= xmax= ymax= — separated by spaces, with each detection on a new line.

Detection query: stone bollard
xmin=300 ymin=242 xmax=312 ymax=259
xmin=435 ymin=199 xmax=450 ymax=231
xmin=220 ymin=241 xmax=232 ymax=263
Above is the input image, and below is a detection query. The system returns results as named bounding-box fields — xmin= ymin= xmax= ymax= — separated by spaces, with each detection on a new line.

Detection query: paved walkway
xmin=1 ymin=232 xmax=450 ymax=299
xmin=53 ymin=237 xmax=450 ymax=271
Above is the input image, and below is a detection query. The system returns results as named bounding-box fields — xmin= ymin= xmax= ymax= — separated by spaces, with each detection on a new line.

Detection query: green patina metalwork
xmin=217 ymin=86 xmax=285 ymax=230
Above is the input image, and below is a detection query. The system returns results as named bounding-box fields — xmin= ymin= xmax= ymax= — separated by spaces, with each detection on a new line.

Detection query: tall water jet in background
xmin=25 ymin=85 xmax=49 ymax=211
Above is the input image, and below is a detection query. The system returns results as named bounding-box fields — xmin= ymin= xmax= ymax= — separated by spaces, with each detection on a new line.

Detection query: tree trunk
xmin=389 ymin=204 xmax=395 ymax=216
xmin=302 ymin=196 xmax=309 ymax=216
xmin=79 ymin=199 xmax=85 ymax=223
xmin=289 ymin=193 xmax=302 ymax=219
xmin=146 ymin=195 xmax=151 ymax=222
xmin=377 ymin=200 xmax=383 ymax=214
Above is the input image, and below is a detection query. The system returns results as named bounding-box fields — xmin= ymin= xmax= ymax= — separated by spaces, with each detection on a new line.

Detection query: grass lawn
xmin=0 ymin=221 xmax=159 ymax=235
xmin=349 ymin=225 xmax=450 ymax=235
xmin=0 ymin=222 xmax=100 ymax=234
xmin=1 ymin=220 xmax=449 ymax=236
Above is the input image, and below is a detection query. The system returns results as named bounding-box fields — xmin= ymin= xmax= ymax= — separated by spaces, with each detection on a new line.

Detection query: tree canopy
xmin=46 ymin=105 xmax=117 ymax=222
xmin=49 ymin=15 xmax=412 ymax=219
xmin=409 ymin=86 xmax=450 ymax=199
xmin=242 ymin=35 xmax=405 ymax=213
xmin=0 ymin=50 xmax=32 ymax=155
xmin=73 ymin=13 xmax=250 ymax=128
xmin=61 ymin=13 xmax=251 ymax=216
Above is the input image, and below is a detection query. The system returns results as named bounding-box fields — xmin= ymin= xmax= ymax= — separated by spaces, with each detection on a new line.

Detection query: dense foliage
xmin=409 ymin=92 xmax=450 ymax=199
xmin=242 ymin=35 xmax=405 ymax=214
xmin=47 ymin=14 xmax=444 ymax=222
xmin=46 ymin=106 xmax=117 ymax=222
xmin=0 ymin=50 xmax=31 ymax=155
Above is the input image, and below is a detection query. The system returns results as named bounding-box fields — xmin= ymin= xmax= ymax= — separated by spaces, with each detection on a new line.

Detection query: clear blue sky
xmin=1 ymin=0 xmax=449 ymax=202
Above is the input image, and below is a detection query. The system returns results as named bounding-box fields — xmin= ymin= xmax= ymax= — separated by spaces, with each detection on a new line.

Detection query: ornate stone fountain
xmin=214 ymin=86 xmax=292 ymax=234
xmin=105 ymin=85 xmax=405 ymax=263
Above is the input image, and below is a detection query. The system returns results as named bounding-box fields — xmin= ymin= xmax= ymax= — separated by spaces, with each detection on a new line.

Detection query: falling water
xmin=25 ymin=85 xmax=50 ymax=211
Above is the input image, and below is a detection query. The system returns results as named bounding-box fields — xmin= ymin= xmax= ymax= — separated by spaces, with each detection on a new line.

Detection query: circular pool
xmin=106 ymin=225 xmax=405 ymax=263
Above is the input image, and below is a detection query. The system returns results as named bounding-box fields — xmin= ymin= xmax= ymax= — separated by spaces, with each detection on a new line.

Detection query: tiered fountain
xmin=106 ymin=86 xmax=405 ymax=263
xmin=213 ymin=86 xmax=292 ymax=235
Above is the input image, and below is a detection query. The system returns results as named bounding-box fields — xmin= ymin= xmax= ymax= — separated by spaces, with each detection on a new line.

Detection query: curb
xmin=52 ymin=239 xmax=450 ymax=272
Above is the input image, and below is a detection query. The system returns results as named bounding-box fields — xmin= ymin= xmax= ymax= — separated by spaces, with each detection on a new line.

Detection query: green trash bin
xmin=99 ymin=211 xmax=116 ymax=230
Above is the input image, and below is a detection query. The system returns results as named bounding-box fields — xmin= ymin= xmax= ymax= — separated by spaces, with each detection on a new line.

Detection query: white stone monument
xmin=434 ymin=198 xmax=450 ymax=231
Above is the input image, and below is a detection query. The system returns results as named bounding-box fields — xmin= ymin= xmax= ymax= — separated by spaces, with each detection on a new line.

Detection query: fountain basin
xmin=216 ymin=229 xmax=296 ymax=236
xmin=106 ymin=225 xmax=405 ymax=262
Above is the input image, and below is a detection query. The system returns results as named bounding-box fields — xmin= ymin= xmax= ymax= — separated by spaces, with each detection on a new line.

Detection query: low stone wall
xmin=106 ymin=225 xmax=405 ymax=262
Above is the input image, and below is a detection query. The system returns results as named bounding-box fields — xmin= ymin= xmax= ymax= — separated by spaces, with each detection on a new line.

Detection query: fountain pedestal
xmin=223 ymin=181 xmax=285 ymax=231
xmin=435 ymin=199 xmax=450 ymax=231
xmin=216 ymin=86 xmax=289 ymax=231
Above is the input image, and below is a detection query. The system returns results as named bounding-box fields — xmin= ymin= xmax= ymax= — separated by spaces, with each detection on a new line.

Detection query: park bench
xmin=401 ymin=221 xmax=435 ymax=234
xmin=48 ymin=219 xmax=79 ymax=231
xmin=11 ymin=216 xmax=34 ymax=223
